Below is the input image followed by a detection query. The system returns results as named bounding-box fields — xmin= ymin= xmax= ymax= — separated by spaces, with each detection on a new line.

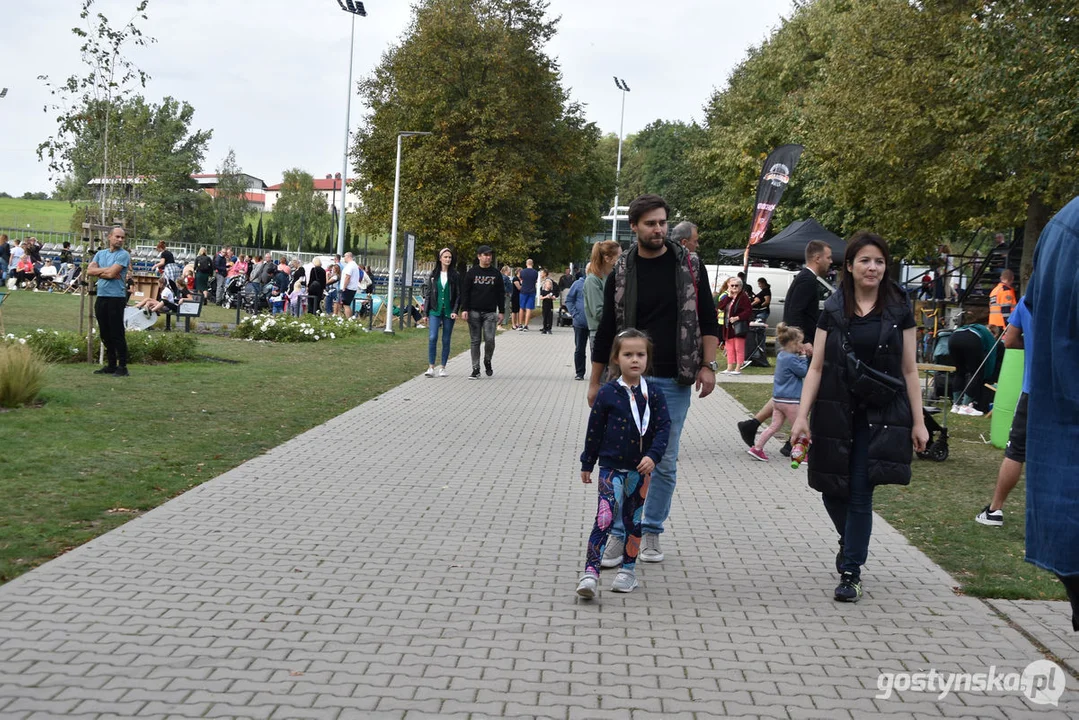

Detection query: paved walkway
xmin=0 ymin=327 xmax=1074 ymax=719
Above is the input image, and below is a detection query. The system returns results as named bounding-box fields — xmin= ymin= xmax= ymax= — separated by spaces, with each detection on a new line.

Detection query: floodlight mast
xmin=335 ymin=0 xmax=367 ymax=257
xmin=612 ymin=77 xmax=630 ymax=243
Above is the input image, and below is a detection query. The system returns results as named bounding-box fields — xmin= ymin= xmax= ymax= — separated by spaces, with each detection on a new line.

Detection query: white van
xmin=706 ymin=264 xmax=835 ymax=331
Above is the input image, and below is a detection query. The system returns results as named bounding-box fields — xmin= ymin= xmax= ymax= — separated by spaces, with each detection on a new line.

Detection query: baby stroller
xmin=918 ymin=408 xmax=949 ymax=461
xmin=222 ymin=275 xmax=246 ymax=310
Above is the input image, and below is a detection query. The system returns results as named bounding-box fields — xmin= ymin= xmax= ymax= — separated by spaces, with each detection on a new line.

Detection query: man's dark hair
xmin=62 ymin=241 xmax=71 ymax=248
xmin=805 ymin=239 xmax=828 ymax=263
xmin=627 ymin=194 xmax=670 ymax=226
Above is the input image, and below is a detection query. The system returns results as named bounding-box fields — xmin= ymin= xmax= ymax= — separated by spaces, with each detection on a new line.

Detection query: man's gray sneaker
xmin=639 ymin=533 xmax=664 ymax=563
xmin=601 ymin=536 xmax=624 ymax=568
xmin=576 ymin=573 xmax=598 ymax=599
xmin=610 ymin=569 xmax=638 ymax=593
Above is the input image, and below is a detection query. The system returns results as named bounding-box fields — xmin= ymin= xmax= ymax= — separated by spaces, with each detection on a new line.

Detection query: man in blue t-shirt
xmin=87 ymin=226 xmax=132 ymax=376
xmin=515 ymin=258 xmax=538 ymax=330
xmin=975 ymin=295 xmax=1032 ymax=526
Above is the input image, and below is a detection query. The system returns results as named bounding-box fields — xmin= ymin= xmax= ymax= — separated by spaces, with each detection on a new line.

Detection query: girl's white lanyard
xmin=617 ymin=376 xmax=650 ymax=449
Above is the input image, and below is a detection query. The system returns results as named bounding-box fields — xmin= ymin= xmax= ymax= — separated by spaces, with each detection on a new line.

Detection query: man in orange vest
xmin=989 ymin=268 xmax=1017 ymax=335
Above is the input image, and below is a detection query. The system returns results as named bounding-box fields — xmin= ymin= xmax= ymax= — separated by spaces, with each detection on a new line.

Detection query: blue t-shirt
xmin=519 ymin=267 xmax=538 ymax=295
xmin=92 ymin=248 xmax=131 ymax=298
xmin=1008 ymin=294 xmax=1032 ymax=394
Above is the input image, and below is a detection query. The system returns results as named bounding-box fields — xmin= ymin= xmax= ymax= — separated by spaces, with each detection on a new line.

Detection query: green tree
xmin=254 ymin=214 xmax=264 ymax=248
xmin=273 ymin=169 xmax=326 ymax=253
xmin=213 ymin=148 xmax=249 ymax=247
xmin=352 ymin=0 xmax=608 ymax=263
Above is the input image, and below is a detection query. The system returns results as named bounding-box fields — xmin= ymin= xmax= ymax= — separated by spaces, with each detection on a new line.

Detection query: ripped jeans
xmin=583 ymin=467 xmax=648 ymax=576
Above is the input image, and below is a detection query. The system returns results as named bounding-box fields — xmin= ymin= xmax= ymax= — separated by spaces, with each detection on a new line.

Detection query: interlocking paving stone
xmin=0 ymin=327 xmax=1075 ymax=717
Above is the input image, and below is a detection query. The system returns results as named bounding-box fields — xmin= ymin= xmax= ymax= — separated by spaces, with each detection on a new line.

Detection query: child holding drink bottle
xmin=747 ymin=323 xmax=808 ymax=461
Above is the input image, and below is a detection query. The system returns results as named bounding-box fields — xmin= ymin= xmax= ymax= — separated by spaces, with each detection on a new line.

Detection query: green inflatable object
xmin=990 ymin=348 xmax=1024 ymax=449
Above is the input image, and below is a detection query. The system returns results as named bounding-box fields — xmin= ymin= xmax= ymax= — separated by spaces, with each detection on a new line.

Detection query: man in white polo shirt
xmin=340 ymin=252 xmax=362 ymax=319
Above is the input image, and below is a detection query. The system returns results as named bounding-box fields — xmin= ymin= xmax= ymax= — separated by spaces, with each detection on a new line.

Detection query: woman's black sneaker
xmin=834 ymin=572 xmax=862 ymax=603
xmin=93 ymin=366 xmax=116 ymax=375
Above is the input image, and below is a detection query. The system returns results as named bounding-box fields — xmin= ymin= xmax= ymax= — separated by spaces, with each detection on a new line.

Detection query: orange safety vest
xmin=989 ymin=282 xmax=1016 ymax=327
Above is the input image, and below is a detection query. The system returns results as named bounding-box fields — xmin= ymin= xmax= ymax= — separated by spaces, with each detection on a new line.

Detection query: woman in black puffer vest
xmin=790 ymin=232 xmax=928 ymax=603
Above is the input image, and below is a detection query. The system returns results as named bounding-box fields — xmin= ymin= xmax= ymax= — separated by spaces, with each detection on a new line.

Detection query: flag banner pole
xmin=743 ymin=144 xmax=804 ymax=276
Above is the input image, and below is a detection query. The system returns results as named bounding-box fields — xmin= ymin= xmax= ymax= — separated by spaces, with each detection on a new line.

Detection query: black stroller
xmin=917 ymin=329 xmax=953 ymax=462
xmin=222 ymin=275 xmax=246 ymax=310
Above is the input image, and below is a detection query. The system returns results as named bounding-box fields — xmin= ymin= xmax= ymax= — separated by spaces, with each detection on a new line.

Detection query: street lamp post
xmin=335 ymin=0 xmax=366 ymax=257
xmin=612 ymin=77 xmax=630 ymax=243
xmin=385 ymin=131 xmax=432 ymax=334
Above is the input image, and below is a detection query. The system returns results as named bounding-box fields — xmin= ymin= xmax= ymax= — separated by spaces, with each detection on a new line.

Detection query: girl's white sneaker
xmin=576 ymin=574 xmax=598 ymax=599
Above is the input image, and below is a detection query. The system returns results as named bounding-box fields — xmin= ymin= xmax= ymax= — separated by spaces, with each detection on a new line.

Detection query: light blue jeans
xmin=427 ymin=313 xmax=455 ymax=366
xmin=609 ymin=375 xmax=692 ymax=539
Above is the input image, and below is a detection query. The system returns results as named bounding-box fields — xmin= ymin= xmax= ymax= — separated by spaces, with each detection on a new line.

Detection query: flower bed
xmin=230 ymin=314 xmax=365 ymax=343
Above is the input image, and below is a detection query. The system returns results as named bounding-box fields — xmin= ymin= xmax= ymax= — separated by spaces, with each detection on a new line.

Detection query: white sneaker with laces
xmin=639 ymin=533 xmax=664 ymax=563
xmin=438 ymin=367 xmax=447 ymax=377
xmin=424 ymin=367 xmax=435 ymax=377
xmin=601 ymin=536 xmax=624 ymax=568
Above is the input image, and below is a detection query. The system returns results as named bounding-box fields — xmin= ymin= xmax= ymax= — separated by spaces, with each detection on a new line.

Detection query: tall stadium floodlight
xmin=385 ymin=131 xmax=433 ymax=334
xmin=334 ymin=0 xmax=367 ymax=256
xmin=612 ymin=77 xmax=630 ymax=242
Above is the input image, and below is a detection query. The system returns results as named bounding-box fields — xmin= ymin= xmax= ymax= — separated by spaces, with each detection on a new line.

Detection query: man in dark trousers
xmin=737 ymin=239 xmax=833 ymax=452
xmin=460 ymin=245 xmax=505 ymax=379
xmin=87 ymin=226 xmax=132 ymax=376
xmin=589 ymin=194 xmax=720 ymax=568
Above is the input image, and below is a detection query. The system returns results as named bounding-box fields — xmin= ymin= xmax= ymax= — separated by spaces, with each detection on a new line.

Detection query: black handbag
xmin=842 ymin=321 xmax=904 ymax=407
xmin=731 ymin=319 xmax=749 ymax=337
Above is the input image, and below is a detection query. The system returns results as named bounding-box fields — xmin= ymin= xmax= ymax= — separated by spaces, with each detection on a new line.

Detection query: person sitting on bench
xmin=135 ymin=276 xmax=179 ymax=317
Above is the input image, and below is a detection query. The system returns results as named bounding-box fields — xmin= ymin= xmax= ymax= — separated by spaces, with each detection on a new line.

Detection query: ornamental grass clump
xmin=231 ymin=314 xmax=363 ymax=342
xmin=0 ymin=343 xmax=46 ymax=408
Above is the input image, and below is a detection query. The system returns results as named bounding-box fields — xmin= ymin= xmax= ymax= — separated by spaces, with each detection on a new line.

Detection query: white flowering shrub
xmin=2 ymin=329 xmax=198 ymax=364
xmin=230 ymin=314 xmax=360 ymax=343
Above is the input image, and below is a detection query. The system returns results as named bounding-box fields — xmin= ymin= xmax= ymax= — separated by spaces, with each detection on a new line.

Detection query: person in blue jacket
xmin=563 ymin=273 xmax=589 ymax=380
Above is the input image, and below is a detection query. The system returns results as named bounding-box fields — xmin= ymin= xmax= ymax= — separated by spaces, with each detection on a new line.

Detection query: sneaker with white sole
xmin=576 ymin=573 xmax=598 ymax=599
xmin=747 ymin=446 xmax=768 ymax=461
xmin=975 ymin=505 xmax=1003 ymax=526
xmin=601 ymin=536 xmax=624 ymax=568
xmin=424 ymin=367 xmax=435 ymax=377
xmin=610 ymin=569 xmax=638 ymax=593
xmin=438 ymin=367 xmax=448 ymax=377
xmin=639 ymin=533 xmax=664 ymax=563
xmin=834 ymin=571 xmax=862 ymax=602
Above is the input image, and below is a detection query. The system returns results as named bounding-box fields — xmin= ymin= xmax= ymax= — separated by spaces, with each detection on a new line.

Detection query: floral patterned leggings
xmin=584 ymin=467 xmax=649 ymax=576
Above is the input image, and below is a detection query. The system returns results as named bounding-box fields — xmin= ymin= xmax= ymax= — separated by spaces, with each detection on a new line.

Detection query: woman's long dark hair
xmin=429 ymin=247 xmax=456 ymax=279
xmin=841 ymin=230 xmax=900 ymax=317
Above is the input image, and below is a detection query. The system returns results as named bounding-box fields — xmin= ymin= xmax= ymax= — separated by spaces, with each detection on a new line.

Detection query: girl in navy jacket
xmin=576 ymin=329 xmax=671 ymax=599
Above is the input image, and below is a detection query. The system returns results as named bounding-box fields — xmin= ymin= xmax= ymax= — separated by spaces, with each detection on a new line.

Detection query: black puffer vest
xmin=807 ymin=288 xmax=914 ymax=498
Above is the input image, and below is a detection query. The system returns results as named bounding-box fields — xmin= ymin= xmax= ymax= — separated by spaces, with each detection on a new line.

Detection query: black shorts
xmin=341 ymin=289 xmax=357 ymax=306
xmin=1004 ymin=392 xmax=1028 ymax=463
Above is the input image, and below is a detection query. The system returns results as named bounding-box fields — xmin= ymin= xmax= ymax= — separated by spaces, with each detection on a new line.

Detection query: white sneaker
xmin=639 ymin=533 xmax=664 ymax=563
xmin=730 ymin=370 xmax=742 ymax=376
xmin=424 ymin=367 xmax=435 ymax=377
xmin=601 ymin=536 xmax=624 ymax=568
xmin=951 ymin=404 xmax=962 ymax=414
xmin=610 ymin=569 xmax=638 ymax=593
xmin=576 ymin=573 xmax=598 ymax=599
xmin=438 ymin=367 xmax=447 ymax=377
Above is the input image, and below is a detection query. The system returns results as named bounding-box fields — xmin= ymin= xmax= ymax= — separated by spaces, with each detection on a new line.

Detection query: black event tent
xmin=720 ymin=218 xmax=846 ymax=262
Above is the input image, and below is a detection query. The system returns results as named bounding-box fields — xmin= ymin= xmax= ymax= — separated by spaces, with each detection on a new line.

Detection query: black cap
xmin=476 ymin=245 xmax=493 ymax=255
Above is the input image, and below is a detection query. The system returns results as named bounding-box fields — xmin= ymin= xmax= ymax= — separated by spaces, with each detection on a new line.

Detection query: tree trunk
xmin=1020 ymin=192 xmax=1050 ymax=291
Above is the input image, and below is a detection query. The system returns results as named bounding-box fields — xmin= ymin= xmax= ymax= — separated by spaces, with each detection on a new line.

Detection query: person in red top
xmin=717 ymin=277 xmax=753 ymax=374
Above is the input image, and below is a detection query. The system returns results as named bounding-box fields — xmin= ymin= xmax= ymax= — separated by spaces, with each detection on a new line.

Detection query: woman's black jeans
xmin=822 ymin=420 xmax=873 ymax=577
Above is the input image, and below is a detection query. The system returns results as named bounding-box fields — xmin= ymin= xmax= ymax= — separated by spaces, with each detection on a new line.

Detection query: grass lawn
xmin=719 ymin=380 xmax=1064 ymax=601
xmin=0 ymin=291 xmax=428 ymax=584
xmin=0 ymin=198 xmax=78 ymax=234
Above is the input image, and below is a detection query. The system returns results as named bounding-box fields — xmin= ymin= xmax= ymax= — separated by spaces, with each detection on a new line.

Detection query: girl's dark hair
xmin=841 ymin=230 xmax=900 ymax=317
xmin=608 ymin=328 xmax=653 ymax=378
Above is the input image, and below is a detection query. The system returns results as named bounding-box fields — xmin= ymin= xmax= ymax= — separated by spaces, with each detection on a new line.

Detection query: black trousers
xmin=1059 ymin=575 xmax=1079 ymax=632
xmin=950 ymin=328 xmax=988 ymax=411
xmin=95 ymin=296 xmax=128 ymax=368
xmin=542 ymin=301 xmax=553 ymax=331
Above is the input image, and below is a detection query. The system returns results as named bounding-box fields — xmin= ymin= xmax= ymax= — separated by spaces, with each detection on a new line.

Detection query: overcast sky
xmin=0 ymin=0 xmax=794 ymax=195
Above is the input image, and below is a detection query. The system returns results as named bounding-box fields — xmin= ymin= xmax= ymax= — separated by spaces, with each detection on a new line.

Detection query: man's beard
xmin=638 ymin=235 xmax=664 ymax=251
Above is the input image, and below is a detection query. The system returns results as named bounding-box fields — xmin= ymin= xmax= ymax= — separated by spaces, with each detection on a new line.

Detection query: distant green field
xmin=0 ymin=199 xmax=79 ymax=233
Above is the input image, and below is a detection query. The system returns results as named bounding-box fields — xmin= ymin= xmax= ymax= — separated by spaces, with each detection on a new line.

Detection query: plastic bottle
xmin=790 ymin=436 xmax=809 ymax=469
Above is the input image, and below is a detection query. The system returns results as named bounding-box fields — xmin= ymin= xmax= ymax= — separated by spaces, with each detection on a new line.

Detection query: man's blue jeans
xmin=427 ymin=313 xmax=455 ymax=366
xmin=609 ymin=375 xmax=692 ymax=539
xmin=822 ymin=421 xmax=873 ymax=576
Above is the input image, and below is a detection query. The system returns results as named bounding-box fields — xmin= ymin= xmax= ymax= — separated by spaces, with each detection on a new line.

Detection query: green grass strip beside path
xmin=720 ymin=381 xmax=1065 ymax=602
xmin=0 ymin=291 xmax=428 ymax=583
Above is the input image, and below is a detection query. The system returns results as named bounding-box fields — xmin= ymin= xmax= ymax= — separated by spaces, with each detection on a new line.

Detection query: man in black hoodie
xmin=460 ymin=245 xmax=505 ymax=379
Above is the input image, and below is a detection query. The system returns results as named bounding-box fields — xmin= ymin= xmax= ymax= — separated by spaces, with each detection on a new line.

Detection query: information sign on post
xmin=403 ymin=232 xmax=416 ymax=288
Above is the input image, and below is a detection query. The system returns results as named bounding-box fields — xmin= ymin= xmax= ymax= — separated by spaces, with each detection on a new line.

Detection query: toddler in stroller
xmin=222 ymin=274 xmax=246 ymax=309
